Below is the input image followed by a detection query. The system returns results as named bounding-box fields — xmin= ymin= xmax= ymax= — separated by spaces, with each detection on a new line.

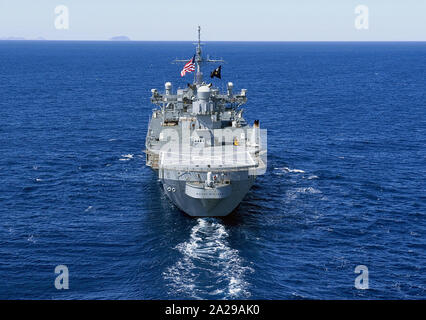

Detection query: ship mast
xmin=195 ymin=26 xmax=203 ymax=85
xmin=197 ymin=25 xmax=201 ymax=57
xmin=174 ymin=26 xmax=224 ymax=86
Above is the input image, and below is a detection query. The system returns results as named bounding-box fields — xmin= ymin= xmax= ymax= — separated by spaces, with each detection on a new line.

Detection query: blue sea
xmin=0 ymin=41 xmax=425 ymax=299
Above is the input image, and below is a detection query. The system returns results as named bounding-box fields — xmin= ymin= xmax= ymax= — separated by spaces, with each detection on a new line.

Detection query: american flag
xmin=181 ymin=56 xmax=195 ymax=77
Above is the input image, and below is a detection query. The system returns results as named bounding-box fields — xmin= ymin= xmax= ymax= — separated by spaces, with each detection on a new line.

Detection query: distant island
xmin=0 ymin=36 xmax=26 ymax=40
xmin=109 ymin=36 xmax=131 ymax=41
xmin=0 ymin=36 xmax=46 ymax=41
xmin=0 ymin=36 xmax=133 ymax=41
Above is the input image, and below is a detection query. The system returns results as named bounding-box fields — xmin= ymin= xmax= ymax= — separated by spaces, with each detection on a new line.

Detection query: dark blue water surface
xmin=0 ymin=41 xmax=425 ymax=299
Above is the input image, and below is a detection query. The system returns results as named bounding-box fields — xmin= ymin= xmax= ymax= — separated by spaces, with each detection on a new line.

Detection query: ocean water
xmin=0 ymin=41 xmax=425 ymax=299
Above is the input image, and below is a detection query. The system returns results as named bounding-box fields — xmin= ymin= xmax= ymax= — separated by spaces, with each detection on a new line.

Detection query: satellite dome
xmin=197 ymin=85 xmax=211 ymax=100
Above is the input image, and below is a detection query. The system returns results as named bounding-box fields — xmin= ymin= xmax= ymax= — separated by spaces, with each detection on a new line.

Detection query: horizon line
xmin=1 ymin=39 xmax=426 ymax=43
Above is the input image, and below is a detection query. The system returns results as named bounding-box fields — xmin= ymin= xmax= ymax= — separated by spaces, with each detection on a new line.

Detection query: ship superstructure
xmin=145 ymin=27 xmax=266 ymax=217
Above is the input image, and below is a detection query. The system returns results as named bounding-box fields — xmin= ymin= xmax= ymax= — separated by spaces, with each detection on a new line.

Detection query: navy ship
xmin=145 ymin=27 xmax=266 ymax=217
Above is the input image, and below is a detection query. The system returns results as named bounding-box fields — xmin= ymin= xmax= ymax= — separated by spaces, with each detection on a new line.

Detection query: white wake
xmin=163 ymin=218 xmax=253 ymax=299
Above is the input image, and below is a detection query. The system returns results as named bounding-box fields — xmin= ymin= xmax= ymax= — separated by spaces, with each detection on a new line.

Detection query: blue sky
xmin=0 ymin=0 xmax=425 ymax=41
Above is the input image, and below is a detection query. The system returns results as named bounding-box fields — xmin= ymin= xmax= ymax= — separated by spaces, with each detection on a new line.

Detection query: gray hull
xmin=161 ymin=177 xmax=254 ymax=217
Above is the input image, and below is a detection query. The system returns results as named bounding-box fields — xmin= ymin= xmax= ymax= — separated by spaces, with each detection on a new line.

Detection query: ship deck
xmin=159 ymin=145 xmax=257 ymax=171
